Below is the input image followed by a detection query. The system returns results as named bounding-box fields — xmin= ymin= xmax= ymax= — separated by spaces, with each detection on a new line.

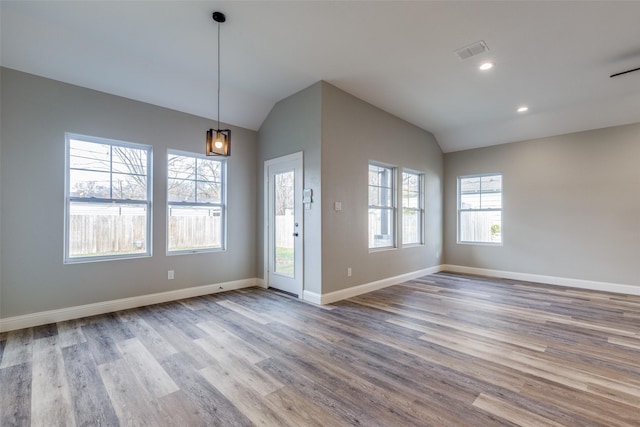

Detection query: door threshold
xmin=268 ymin=287 xmax=299 ymax=299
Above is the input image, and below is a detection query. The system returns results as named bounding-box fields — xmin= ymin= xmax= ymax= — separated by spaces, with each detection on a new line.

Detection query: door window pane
xmin=274 ymin=170 xmax=295 ymax=277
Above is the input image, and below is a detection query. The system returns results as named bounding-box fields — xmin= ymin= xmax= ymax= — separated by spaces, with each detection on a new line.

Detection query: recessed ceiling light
xmin=517 ymin=106 xmax=529 ymax=113
xmin=479 ymin=62 xmax=494 ymax=71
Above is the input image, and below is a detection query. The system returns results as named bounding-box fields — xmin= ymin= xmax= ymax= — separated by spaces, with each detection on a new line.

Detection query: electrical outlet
xmin=347 ymin=267 xmax=352 ymax=277
xmin=168 ymin=270 xmax=174 ymax=280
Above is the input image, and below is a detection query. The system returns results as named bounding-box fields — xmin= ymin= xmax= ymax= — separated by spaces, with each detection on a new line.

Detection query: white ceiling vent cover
xmin=454 ymin=41 xmax=489 ymax=60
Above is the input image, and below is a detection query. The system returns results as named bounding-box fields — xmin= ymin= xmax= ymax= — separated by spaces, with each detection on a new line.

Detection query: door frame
xmin=263 ymin=151 xmax=304 ymax=297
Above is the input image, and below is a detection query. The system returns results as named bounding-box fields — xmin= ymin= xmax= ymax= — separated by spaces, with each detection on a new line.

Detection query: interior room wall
xmin=0 ymin=68 xmax=2 ymax=306
xmin=257 ymin=82 xmax=323 ymax=295
xmin=444 ymin=122 xmax=640 ymax=288
xmin=0 ymin=68 xmax=258 ymax=318
xmin=320 ymin=82 xmax=444 ymax=294
xmin=10 ymin=62 xmax=635 ymax=320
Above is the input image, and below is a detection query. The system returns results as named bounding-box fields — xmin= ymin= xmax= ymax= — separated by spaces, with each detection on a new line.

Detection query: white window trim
xmin=64 ymin=132 xmax=153 ymax=263
xmin=457 ymin=173 xmax=503 ymax=246
xmin=368 ymin=161 xmax=397 ymax=251
xmin=401 ymin=169 xmax=424 ymax=247
xmin=166 ymin=149 xmax=227 ymax=255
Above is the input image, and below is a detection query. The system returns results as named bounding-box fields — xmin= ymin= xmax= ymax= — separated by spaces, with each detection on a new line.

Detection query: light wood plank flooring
xmin=1 ymin=272 xmax=639 ymax=426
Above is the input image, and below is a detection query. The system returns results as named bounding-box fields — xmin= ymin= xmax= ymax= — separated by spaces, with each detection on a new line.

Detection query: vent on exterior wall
xmin=454 ymin=40 xmax=489 ymax=60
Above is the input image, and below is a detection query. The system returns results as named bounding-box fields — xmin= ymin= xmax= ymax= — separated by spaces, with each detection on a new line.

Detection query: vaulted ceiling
xmin=3 ymin=1 xmax=640 ymax=152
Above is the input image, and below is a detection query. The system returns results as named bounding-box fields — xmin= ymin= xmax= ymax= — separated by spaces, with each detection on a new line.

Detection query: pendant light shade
xmin=206 ymin=128 xmax=231 ymax=156
xmin=207 ymin=11 xmax=230 ymax=157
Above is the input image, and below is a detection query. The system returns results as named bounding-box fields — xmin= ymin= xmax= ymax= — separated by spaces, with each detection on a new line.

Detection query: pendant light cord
xmin=217 ymin=20 xmax=221 ymax=130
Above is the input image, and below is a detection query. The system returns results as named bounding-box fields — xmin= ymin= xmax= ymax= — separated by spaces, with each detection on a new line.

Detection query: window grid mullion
xmin=109 ymin=146 xmax=113 ymax=199
xmin=194 ymin=158 xmax=199 ymax=203
xmin=169 ymin=201 xmax=221 ymax=208
xmin=459 ymin=208 xmax=501 ymax=212
xmin=69 ymin=196 xmax=149 ymax=204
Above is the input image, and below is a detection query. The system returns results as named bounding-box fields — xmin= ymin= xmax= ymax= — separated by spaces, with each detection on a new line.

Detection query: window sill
xmin=368 ymin=246 xmax=397 ymax=254
xmin=64 ymin=253 xmax=152 ymax=264
xmin=401 ymin=243 xmax=424 ymax=249
xmin=167 ymin=248 xmax=226 ymax=256
xmin=456 ymin=241 xmax=503 ymax=247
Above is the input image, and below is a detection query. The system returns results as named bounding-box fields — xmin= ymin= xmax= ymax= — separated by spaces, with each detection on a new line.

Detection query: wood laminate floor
xmin=1 ymin=272 xmax=639 ymax=426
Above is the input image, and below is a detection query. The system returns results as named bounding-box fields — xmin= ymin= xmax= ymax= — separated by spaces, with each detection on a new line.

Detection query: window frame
xmin=368 ymin=161 xmax=397 ymax=251
xmin=166 ymin=149 xmax=227 ymax=255
xmin=401 ymin=169 xmax=424 ymax=246
xmin=64 ymin=132 xmax=153 ymax=263
xmin=457 ymin=173 xmax=503 ymax=245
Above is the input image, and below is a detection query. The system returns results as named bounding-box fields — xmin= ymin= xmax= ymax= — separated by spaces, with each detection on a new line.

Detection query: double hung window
xmin=65 ymin=134 xmax=152 ymax=262
xmin=368 ymin=163 xmax=396 ymax=249
xmin=458 ymin=174 xmax=502 ymax=244
xmin=167 ymin=150 xmax=226 ymax=253
xmin=402 ymin=171 xmax=423 ymax=245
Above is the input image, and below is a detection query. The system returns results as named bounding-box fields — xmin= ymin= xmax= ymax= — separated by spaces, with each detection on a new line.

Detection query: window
xmin=458 ymin=174 xmax=502 ymax=244
xmin=167 ymin=150 xmax=225 ymax=253
xmin=402 ymin=170 xmax=423 ymax=245
xmin=65 ymin=133 xmax=152 ymax=262
xmin=368 ymin=162 xmax=396 ymax=249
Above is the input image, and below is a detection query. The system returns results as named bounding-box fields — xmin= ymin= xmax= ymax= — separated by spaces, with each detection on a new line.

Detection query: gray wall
xmin=0 ymin=67 xmax=3 ymax=308
xmin=1 ymin=68 xmax=258 ymax=318
xmin=257 ymin=82 xmax=444 ymax=296
xmin=321 ymin=83 xmax=443 ymax=293
xmin=10 ymin=63 xmax=632 ymax=318
xmin=444 ymin=123 xmax=640 ymax=287
xmin=257 ymin=82 xmax=323 ymax=294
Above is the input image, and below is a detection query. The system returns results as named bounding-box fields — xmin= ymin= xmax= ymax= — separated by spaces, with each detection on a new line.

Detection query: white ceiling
xmin=3 ymin=1 xmax=640 ymax=153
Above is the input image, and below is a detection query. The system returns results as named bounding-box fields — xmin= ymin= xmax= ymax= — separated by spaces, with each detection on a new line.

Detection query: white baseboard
xmin=310 ymin=264 xmax=640 ymax=305
xmin=302 ymin=290 xmax=322 ymax=305
xmin=441 ymin=264 xmax=640 ymax=296
xmin=5 ymin=266 xmax=635 ymax=333
xmin=0 ymin=278 xmax=258 ymax=333
xmin=315 ymin=266 xmax=441 ymax=305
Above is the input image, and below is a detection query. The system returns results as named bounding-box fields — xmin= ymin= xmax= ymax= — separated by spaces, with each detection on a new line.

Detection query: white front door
xmin=265 ymin=152 xmax=303 ymax=296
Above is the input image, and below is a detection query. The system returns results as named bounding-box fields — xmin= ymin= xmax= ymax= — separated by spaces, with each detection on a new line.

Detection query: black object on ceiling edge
xmin=213 ymin=12 xmax=226 ymax=23
xmin=610 ymin=66 xmax=640 ymax=78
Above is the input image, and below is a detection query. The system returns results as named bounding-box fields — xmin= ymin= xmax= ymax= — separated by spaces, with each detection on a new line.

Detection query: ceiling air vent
xmin=454 ymin=41 xmax=489 ymax=60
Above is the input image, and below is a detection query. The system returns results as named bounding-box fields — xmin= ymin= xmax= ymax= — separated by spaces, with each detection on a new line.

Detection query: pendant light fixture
xmin=206 ymin=11 xmax=231 ymax=156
